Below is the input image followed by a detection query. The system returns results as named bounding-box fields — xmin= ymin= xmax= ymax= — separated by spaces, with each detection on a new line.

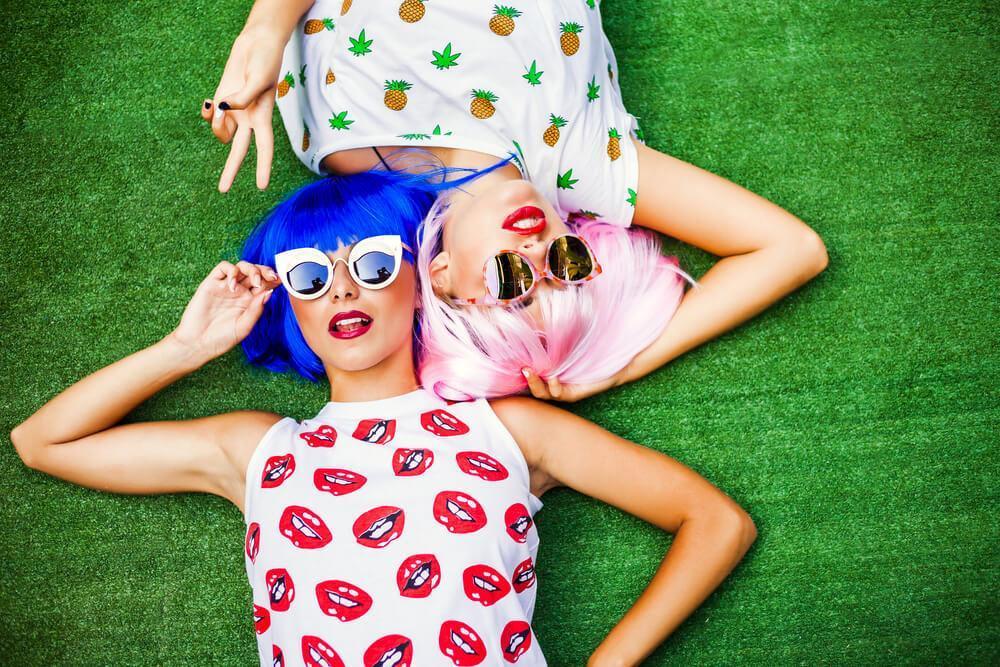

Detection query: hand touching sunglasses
xmin=452 ymin=233 xmax=603 ymax=307
xmin=274 ymin=235 xmax=413 ymax=300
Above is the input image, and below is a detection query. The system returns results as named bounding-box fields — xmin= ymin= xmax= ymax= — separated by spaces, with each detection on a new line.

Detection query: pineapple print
xmin=560 ymin=22 xmax=583 ymax=55
xmin=470 ymin=89 xmax=499 ymax=119
xmin=399 ymin=0 xmax=426 ymax=22
xmin=326 ymin=67 xmax=336 ymax=85
xmin=384 ymin=80 xmax=412 ymax=110
xmin=341 ymin=0 xmax=352 ymax=15
xmin=608 ymin=62 xmax=614 ymax=81
xmin=543 ymin=115 xmax=567 ymax=147
xmin=302 ymin=124 xmax=310 ymax=151
xmin=277 ymin=72 xmax=295 ymax=98
xmin=607 ymin=128 xmax=622 ymax=160
xmin=490 ymin=6 xmax=522 ymax=36
xmin=304 ymin=17 xmax=335 ymax=34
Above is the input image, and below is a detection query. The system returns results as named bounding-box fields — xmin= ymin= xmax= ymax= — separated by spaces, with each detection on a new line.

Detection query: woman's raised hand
xmin=521 ymin=367 xmax=630 ymax=404
xmin=169 ymin=261 xmax=282 ymax=362
xmin=200 ymin=25 xmax=287 ymax=193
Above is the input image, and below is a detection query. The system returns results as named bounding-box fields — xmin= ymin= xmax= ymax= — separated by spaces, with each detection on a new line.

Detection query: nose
xmin=327 ymin=260 xmax=358 ymax=301
xmin=517 ymin=237 xmax=548 ymax=273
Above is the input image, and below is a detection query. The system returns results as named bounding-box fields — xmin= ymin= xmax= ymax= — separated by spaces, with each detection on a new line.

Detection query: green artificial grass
xmin=1 ymin=0 xmax=997 ymax=664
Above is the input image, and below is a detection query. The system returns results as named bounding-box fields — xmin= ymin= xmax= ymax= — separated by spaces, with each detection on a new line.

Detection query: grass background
xmin=1 ymin=0 xmax=997 ymax=664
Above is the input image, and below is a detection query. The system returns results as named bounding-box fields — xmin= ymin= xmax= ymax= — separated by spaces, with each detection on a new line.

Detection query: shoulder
xmin=205 ymin=410 xmax=288 ymax=470
xmin=486 ymin=396 xmax=564 ymax=473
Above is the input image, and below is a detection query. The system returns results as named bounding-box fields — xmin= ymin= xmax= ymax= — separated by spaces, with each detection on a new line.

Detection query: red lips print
xmin=420 ymin=409 xmax=471 ymax=437
xmin=253 ymin=603 xmax=270 ymax=634
xmin=456 ymin=451 xmax=509 ymax=482
xmin=439 ymin=619 xmax=487 ymax=666
xmin=396 ymin=553 xmax=441 ymax=598
xmin=433 ymin=491 xmax=488 ymax=534
xmin=504 ymin=503 xmax=533 ymax=543
xmin=315 ymin=578 xmax=373 ymax=622
xmin=462 ymin=563 xmax=511 ymax=606
xmin=265 ymin=568 xmax=295 ymax=612
xmin=245 ymin=522 xmax=260 ymax=563
xmin=261 ymin=453 xmax=295 ymax=488
xmin=500 ymin=620 xmax=533 ymax=663
xmin=511 ymin=557 xmax=536 ymax=593
xmin=392 ymin=448 xmax=434 ymax=476
xmin=313 ymin=467 xmax=367 ymax=496
xmin=272 ymin=644 xmax=285 ymax=667
xmin=364 ymin=634 xmax=414 ymax=667
xmin=353 ymin=418 xmax=396 ymax=445
xmin=279 ymin=505 xmax=333 ymax=549
xmin=299 ymin=424 xmax=338 ymax=448
xmin=353 ymin=505 xmax=406 ymax=548
xmin=301 ymin=635 xmax=346 ymax=667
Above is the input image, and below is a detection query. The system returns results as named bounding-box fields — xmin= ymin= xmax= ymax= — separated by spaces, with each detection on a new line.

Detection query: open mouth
xmin=502 ymin=205 xmax=547 ymax=235
xmin=329 ymin=310 xmax=373 ymax=339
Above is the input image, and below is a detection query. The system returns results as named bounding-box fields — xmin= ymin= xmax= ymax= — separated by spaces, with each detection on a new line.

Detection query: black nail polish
xmin=204 ymin=101 xmax=211 ymax=109
xmin=218 ymin=101 xmax=231 ymax=111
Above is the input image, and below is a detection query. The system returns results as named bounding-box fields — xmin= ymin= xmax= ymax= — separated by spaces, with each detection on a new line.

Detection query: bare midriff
xmin=321 ymin=145 xmax=516 ymax=176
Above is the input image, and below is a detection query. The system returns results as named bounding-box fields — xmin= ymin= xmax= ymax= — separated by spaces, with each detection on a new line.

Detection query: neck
xmin=323 ymin=341 xmax=421 ymax=403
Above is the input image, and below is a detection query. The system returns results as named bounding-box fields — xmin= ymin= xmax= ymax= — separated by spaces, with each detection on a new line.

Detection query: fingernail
xmin=521 ymin=368 xmax=530 ymax=379
xmin=218 ymin=101 xmax=231 ymax=111
xmin=263 ymin=289 xmax=273 ymax=303
xmin=204 ymin=100 xmax=211 ymax=109
xmin=214 ymin=107 xmax=224 ymax=121
xmin=229 ymin=278 xmax=236 ymax=292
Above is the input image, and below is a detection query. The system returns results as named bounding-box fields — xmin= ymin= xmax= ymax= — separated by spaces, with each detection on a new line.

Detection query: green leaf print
xmin=328 ymin=111 xmax=355 ymax=130
xmin=431 ymin=43 xmax=461 ymax=70
xmin=298 ymin=65 xmax=307 ymax=86
xmin=587 ymin=76 xmax=601 ymax=102
xmin=634 ymin=124 xmax=645 ymax=143
xmin=522 ymin=60 xmax=543 ymax=86
xmin=557 ymin=168 xmax=579 ymax=190
xmin=398 ymin=133 xmax=432 ymax=140
xmin=626 ymin=188 xmax=638 ymax=207
xmin=587 ymin=0 xmax=597 ymax=8
xmin=432 ymin=124 xmax=453 ymax=136
xmin=349 ymin=28 xmax=373 ymax=56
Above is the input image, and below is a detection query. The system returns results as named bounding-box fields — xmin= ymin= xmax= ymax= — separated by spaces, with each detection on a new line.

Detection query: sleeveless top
xmin=276 ymin=0 xmax=645 ymax=228
xmin=243 ymin=388 xmax=547 ymax=666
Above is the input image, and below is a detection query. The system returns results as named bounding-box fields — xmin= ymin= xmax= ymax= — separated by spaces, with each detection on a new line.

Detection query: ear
xmin=428 ymin=251 xmax=452 ymax=297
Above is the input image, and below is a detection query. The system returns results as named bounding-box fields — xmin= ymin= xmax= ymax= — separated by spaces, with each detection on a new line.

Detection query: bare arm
xmin=10 ymin=260 xmax=283 ymax=511
xmin=492 ymin=397 xmax=757 ymax=667
xmin=623 ymin=139 xmax=829 ymax=383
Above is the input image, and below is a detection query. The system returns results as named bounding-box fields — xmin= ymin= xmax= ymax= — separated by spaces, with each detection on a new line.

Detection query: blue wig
xmin=240 ymin=154 xmax=514 ymax=382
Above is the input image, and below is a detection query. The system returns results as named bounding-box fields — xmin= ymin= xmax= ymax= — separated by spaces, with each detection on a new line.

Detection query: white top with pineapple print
xmin=276 ymin=0 xmax=646 ymax=227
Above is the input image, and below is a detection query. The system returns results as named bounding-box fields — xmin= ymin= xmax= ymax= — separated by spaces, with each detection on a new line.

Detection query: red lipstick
xmin=329 ymin=310 xmax=373 ymax=339
xmin=502 ymin=206 xmax=546 ymax=235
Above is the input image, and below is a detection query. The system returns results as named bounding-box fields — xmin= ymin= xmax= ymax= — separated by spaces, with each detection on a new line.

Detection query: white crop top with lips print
xmin=242 ymin=388 xmax=546 ymax=666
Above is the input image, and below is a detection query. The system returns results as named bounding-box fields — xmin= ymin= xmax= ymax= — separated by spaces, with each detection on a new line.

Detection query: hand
xmin=168 ymin=261 xmax=282 ymax=362
xmin=200 ymin=26 xmax=286 ymax=192
xmin=520 ymin=365 xmax=631 ymax=403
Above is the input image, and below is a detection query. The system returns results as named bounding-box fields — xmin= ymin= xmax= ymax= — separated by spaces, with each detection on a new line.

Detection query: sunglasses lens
xmin=548 ymin=236 xmax=594 ymax=282
xmin=486 ymin=252 xmax=534 ymax=300
xmin=286 ymin=261 xmax=328 ymax=296
xmin=353 ymin=251 xmax=397 ymax=286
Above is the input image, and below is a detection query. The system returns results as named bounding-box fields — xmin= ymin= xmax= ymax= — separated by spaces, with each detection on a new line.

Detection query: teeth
xmin=473 ymin=575 xmax=498 ymax=592
xmin=325 ymin=591 xmax=359 ymax=607
xmin=512 ymin=218 xmax=540 ymax=230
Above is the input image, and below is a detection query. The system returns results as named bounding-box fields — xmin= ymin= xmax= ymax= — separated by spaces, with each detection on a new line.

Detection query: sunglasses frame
xmin=452 ymin=233 xmax=603 ymax=307
xmin=274 ymin=235 xmax=413 ymax=301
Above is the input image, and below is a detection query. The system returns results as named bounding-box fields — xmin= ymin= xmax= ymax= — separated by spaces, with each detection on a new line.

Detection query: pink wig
xmin=415 ymin=196 xmax=699 ymax=401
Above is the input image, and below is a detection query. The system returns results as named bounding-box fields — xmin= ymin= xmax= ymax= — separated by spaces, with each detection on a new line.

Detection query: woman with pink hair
xmin=202 ymin=0 xmax=829 ymax=401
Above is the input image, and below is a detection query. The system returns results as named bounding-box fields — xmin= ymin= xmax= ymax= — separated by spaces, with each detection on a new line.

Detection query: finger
xmin=210 ymin=260 xmax=235 ymax=280
xmin=219 ymin=125 xmax=252 ymax=193
xmin=258 ymin=264 xmax=280 ymax=282
xmin=546 ymin=375 xmax=564 ymax=400
xmin=253 ymin=100 xmax=275 ymax=190
xmin=218 ymin=69 xmax=276 ymax=110
xmin=211 ymin=105 xmax=238 ymax=144
xmin=201 ymin=99 xmax=214 ymax=122
xmin=522 ymin=368 xmax=551 ymax=400
xmin=234 ymin=289 xmax=273 ymax=341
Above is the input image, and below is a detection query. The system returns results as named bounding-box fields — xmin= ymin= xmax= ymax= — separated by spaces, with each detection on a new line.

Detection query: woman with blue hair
xmin=13 ymin=172 xmax=756 ymax=666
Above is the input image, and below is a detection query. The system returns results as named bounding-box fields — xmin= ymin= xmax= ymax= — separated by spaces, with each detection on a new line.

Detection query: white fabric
xmin=244 ymin=388 xmax=546 ymax=666
xmin=277 ymin=0 xmax=645 ymax=227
